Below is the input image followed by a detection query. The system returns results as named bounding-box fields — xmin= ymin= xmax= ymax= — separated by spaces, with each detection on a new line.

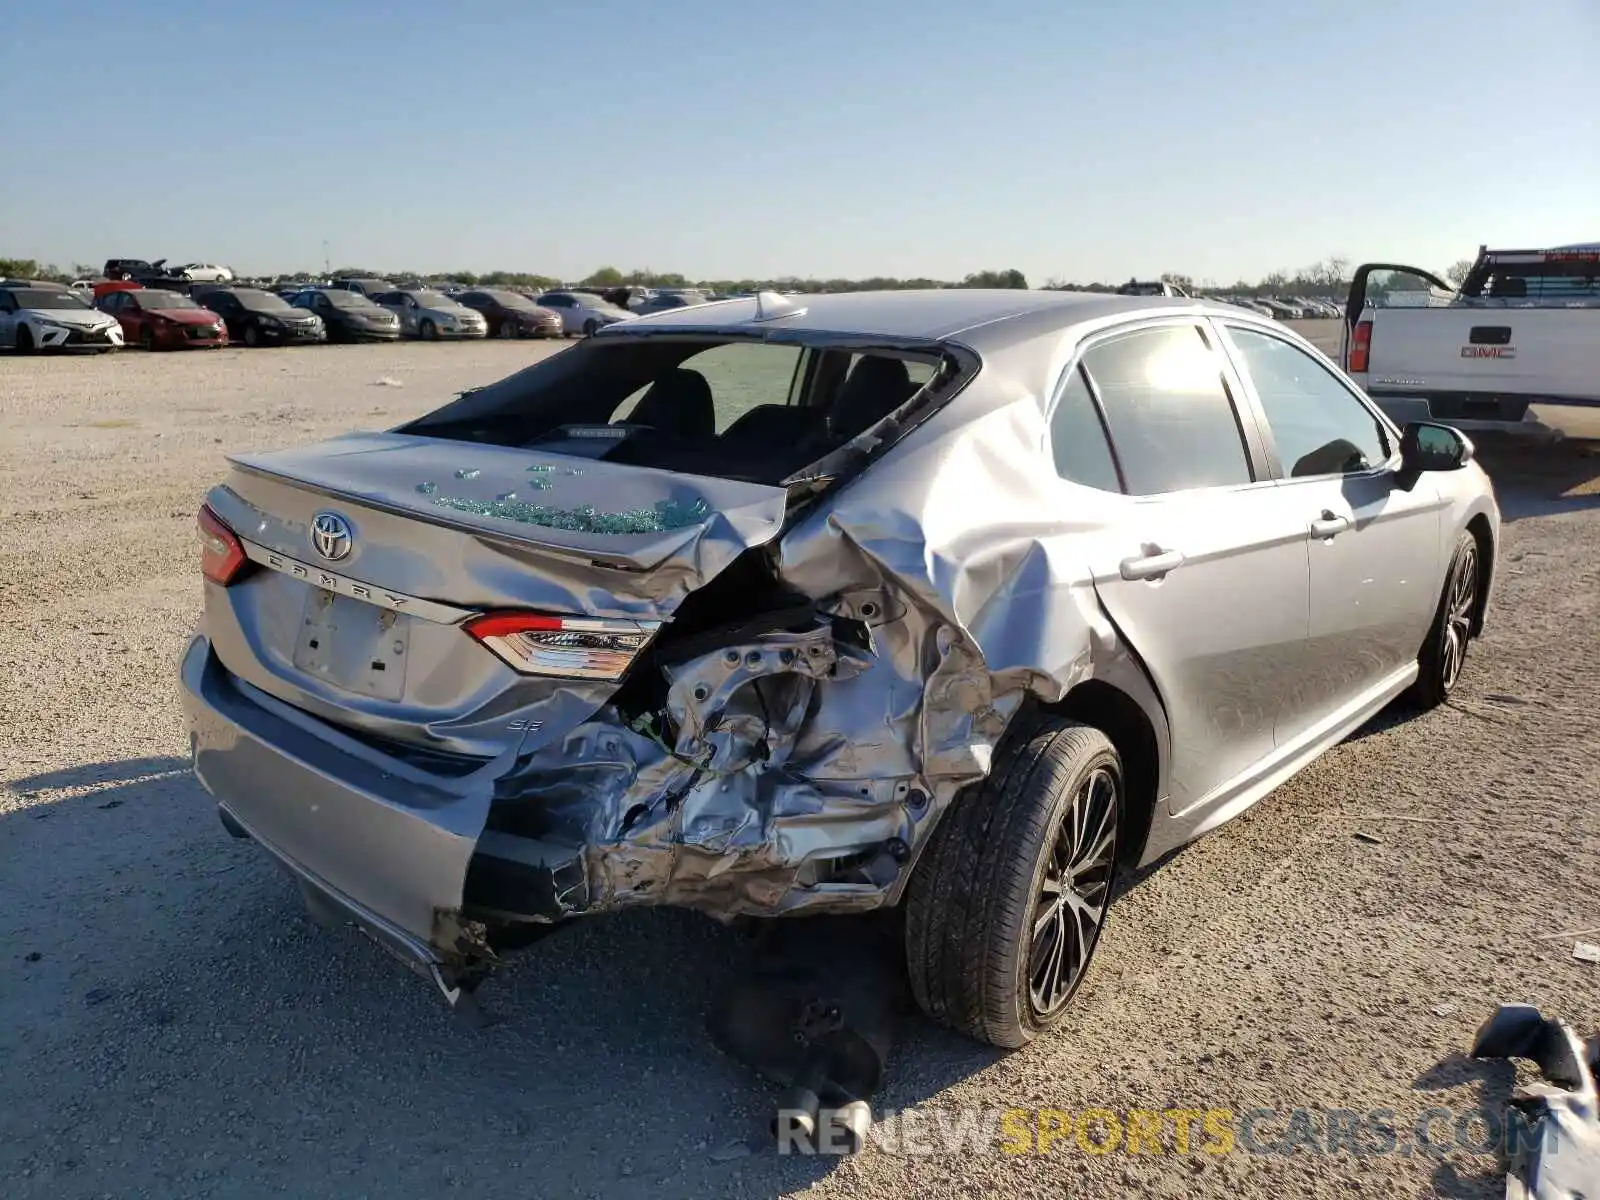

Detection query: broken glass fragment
xmin=431 ymin=494 xmax=711 ymax=534
xmin=455 ymin=468 xmax=481 ymax=480
xmin=415 ymin=481 xmax=437 ymax=495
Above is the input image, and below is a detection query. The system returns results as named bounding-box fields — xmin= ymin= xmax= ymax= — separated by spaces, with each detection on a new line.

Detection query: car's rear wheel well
xmin=1465 ymin=513 xmax=1494 ymax=636
xmin=1040 ymin=681 xmax=1159 ymax=868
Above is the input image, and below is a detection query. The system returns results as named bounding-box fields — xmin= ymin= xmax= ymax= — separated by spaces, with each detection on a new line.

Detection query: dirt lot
xmin=2 ymin=327 xmax=1597 ymax=1200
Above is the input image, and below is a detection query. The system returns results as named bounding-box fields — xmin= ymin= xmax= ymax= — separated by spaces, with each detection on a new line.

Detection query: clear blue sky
xmin=3 ymin=1 xmax=1594 ymax=284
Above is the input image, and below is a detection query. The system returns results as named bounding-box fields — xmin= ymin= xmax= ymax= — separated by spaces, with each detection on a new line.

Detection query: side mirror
xmin=1400 ymin=421 xmax=1474 ymax=474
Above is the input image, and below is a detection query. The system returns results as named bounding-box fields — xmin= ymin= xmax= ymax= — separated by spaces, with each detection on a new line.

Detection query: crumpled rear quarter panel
xmin=492 ymin=333 xmax=1149 ymax=921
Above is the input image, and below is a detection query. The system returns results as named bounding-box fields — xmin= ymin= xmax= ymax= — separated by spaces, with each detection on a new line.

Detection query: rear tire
xmin=1406 ymin=530 xmax=1481 ymax=710
xmin=904 ymin=715 xmax=1122 ymax=1049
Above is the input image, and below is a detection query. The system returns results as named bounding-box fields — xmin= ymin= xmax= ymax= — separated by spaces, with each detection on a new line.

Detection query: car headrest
xmin=628 ymin=368 xmax=716 ymax=439
xmin=830 ymin=356 xmax=915 ymax=440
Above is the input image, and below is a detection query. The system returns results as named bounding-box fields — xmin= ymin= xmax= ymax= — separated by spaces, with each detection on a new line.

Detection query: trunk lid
xmin=202 ymin=431 xmax=788 ymax=760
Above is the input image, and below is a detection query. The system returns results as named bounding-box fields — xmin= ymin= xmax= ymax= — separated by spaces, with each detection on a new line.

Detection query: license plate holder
xmin=292 ymin=588 xmax=410 ymax=701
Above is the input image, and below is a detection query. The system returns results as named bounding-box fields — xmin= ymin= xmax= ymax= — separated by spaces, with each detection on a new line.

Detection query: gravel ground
xmin=1 ymin=328 xmax=1597 ymax=1200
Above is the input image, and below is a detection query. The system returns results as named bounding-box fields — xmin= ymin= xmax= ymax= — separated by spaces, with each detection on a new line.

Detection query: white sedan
xmin=179 ymin=263 xmax=235 ymax=283
xmin=535 ymin=290 xmax=634 ymax=336
xmin=0 ymin=285 xmax=123 ymax=352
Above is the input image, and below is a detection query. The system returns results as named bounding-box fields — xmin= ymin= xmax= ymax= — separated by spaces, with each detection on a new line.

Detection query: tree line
xmin=2 ymin=254 xmax=1468 ymax=296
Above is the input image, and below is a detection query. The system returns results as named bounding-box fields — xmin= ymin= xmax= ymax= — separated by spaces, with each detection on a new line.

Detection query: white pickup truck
xmin=1341 ymin=243 xmax=1599 ymax=437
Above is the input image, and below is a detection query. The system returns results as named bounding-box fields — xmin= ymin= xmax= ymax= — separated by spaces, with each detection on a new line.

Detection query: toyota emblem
xmin=310 ymin=512 xmax=354 ymax=561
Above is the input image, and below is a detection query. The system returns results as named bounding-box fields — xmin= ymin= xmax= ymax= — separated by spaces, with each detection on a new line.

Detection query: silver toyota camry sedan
xmin=181 ymin=289 xmax=1499 ymax=1048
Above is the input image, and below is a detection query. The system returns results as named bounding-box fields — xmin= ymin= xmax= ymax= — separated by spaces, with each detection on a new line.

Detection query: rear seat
xmin=718 ymin=405 xmax=831 ymax=477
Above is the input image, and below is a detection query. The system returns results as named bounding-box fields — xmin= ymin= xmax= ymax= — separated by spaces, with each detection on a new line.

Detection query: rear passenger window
xmin=844 ymin=352 xmax=937 ymax=390
xmin=1081 ymin=326 xmax=1252 ymax=495
xmin=1048 ymin=366 xmax=1121 ymax=492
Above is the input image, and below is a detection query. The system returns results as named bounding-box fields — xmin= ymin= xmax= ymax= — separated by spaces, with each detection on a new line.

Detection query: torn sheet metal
xmin=494 ymin=609 xmax=1030 ymax=919
xmin=1471 ymin=1003 xmax=1600 ymax=1200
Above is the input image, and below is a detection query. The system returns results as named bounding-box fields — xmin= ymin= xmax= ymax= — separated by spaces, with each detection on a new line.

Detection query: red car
xmin=96 ymin=287 xmax=228 ymax=350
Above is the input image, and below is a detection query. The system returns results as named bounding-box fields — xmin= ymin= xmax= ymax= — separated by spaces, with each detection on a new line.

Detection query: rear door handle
xmin=1120 ymin=548 xmax=1185 ymax=581
xmin=1310 ymin=511 xmax=1352 ymax=539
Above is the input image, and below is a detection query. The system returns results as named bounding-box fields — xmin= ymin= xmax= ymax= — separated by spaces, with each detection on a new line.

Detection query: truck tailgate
xmin=1366 ymin=308 xmax=1600 ymax=408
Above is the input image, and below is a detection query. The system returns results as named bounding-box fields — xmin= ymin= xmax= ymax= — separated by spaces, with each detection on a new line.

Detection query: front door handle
xmin=1120 ymin=547 xmax=1185 ymax=581
xmin=1310 ymin=510 xmax=1352 ymax=539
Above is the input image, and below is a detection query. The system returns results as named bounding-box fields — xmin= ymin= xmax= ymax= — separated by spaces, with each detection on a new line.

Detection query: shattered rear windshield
xmin=400 ymin=337 xmax=949 ymax=486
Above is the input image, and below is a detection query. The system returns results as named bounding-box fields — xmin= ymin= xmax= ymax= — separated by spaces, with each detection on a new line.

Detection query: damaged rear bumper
xmin=182 ymin=634 xmax=492 ymax=968
xmin=182 ymin=612 xmax=993 ymax=969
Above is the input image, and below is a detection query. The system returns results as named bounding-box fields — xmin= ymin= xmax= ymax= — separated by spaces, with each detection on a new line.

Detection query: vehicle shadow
xmin=1411 ymin=1051 xmax=1517 ymax=1199
xmin=0 ymin=757 xmax=997 ymax=1199
xmin=1474 ymin=437 xmax=1600 ymax=523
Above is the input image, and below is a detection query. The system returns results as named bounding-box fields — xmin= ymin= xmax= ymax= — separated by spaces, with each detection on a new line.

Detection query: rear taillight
xmin=1348 ymin=319 xmax=1372 ymax=374
xmin=464 ymin=611 xmax=663 ymax=681
xmin=197 ymin=504 xmax=247 ymax=585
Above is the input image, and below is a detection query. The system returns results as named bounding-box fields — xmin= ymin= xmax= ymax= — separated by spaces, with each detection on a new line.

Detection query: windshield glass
xmin=8 ymin=289 xmax=90 ymax=310
xmin=409 ymin=291 xmax=456 ymax=308
xmin=320 ymin=290 xmax=379 ymax=310
xmin=398 ymin=338 xmax=947 ymax=487
xmin=226 ymin=289 xmax=293 ymax=313
xmin=139 ymin=291 xmax=202 ymax=310
xmin=483 ymin=290 xmax=535 ymax=310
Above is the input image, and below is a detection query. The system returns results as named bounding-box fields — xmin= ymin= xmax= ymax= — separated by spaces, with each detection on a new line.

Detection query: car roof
xmin=603 ymin=289 xmax=1253 ymax=353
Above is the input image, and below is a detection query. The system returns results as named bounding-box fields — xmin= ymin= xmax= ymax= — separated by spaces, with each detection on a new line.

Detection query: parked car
xmin=535 ymin=290 xmax=633 ymax=335
xmin=193 ymin=287 xmax=325 ymax=347
xmin=372 ymin=289 xmax=488 ymax=340
xmin=456 ymin=289 xmax=563 ymax=338
xmin=328 ymin=277 xmax=396 ymax=300
xmin=1287 ymin=296 xmax=1337 ymax=319
xmin=1233 ymin=298 xmax=1277 ymax=318
xmin=1115 ymin=278 xmax=1190 ymax=298
xmin=92 ymin=279 xmax=145 ymax=302
xmin=630 ymin=290 xmax=712 ymax=316
xmin=0 ymin=278 xmax=69 ymax=291
xmin=178 ymin=263 xmax=235 ymax=283
xmin=0 ymin=284 xmax=124 ymax=352
xmin=1254 ymin=298 xmax=1298 ymax=320
xmin=181 ymin=288 xmax=1499 ymax=1049
xmin=97 ymin=287 xmax=228 ymax=350
xmin=103 ymin=258 xmax=155 ymax=280
xmin=288 ymin=288 xmax=403 ymax=342
xmin=102 ymin=258 xmax=190 ymax=287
